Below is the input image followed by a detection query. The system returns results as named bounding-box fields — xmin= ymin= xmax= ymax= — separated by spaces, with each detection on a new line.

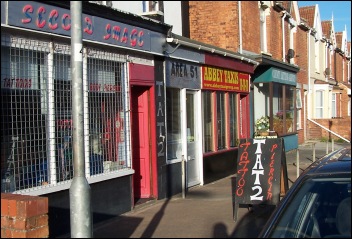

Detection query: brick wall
xmin=1 ymin=193 xmax=48 ymax=238
xmin=189 ymin=1 xmax=262 ymax=53
xmin=189 ymin=1 xmax=239 ymax=52
xmin=308 ymin=118 xmax=351 ymax=141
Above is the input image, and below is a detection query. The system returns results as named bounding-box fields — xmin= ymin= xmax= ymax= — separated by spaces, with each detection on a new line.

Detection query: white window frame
xmin=315 ymin=90 xmax=324 ymax=118
xmin=331 ymin=93 xmax=337 ymax=118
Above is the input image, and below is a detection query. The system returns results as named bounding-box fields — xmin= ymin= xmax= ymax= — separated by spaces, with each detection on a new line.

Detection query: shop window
xmin=272 ymin=83 xmax=295 ymax=135
xmin=87 ymin=52 xmax=126 ymax=172
xmin=166 ymin=88 xmax=181 ymax=160
xmin=203 ymin=91 xmax=214 ymax=152
xmin=53 ymin=51 xmax=74 ymax=182
xmin=229 ymin=93 xmax=238 ymax=147
xmin=1 ymin=41 xmax=48 ymax=192
xmin=202 ymin=91 xmax=238 ymax=153
xmin=216 ymin=92 xmax=226 ymax=150
xmin=1 ymin=35 xmax=129 ymax=193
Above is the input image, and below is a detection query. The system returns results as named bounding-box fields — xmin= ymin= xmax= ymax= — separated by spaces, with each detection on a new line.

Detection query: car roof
xmin=301 ymin=146 xmax=351 ymax=176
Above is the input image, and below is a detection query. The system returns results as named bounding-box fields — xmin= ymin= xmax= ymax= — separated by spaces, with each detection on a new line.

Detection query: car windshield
xmin=269 ymin=176 xmax=351 ymax=238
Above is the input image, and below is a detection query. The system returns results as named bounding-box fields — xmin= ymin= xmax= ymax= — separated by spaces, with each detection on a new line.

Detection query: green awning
xmin=253 ymin=67 xmax=296 ymax=86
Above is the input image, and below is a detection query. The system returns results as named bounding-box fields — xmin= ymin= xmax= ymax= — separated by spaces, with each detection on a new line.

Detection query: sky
xmin=297 ymin=1 xmax=351 ymax=42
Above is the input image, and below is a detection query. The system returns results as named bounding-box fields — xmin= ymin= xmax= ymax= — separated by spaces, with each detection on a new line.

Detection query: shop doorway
xmin=131 ymin=86 xmax=152 ymax=203
xmin=186 ymin=90 xmax=200 ymax=187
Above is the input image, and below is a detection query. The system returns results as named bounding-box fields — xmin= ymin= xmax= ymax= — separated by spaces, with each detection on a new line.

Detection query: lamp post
xmin=69 ymin=1 xmax=92 ymax=237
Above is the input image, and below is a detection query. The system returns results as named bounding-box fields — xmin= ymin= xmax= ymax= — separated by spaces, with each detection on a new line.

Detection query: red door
xmin=131 ymin=86 xmax=151 ymax=199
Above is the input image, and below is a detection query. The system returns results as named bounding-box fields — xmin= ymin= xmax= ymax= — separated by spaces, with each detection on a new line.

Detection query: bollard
xmin=326 ymin=141 xmax=329 ymax=154
xmin=296 ymin=149 xmax=300 ymax=178
xmin=312 ymin=143 xmax=316 ymax=162
xmin=182 ymin=155 xmax=186 ymax=199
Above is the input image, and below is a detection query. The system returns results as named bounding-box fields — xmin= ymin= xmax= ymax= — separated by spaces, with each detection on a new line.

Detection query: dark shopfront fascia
xmin=253 ymin=55 xmax=300 ymax=151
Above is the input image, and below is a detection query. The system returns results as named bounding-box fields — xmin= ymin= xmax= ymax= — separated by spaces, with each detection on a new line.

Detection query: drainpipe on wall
xmin=325 ymin=42 xmax=328 ymax=81
xmin=238 ymin=1 xmax=242 ymax=54
xmin=305 ymin=28 xmax=312 ymax=141
xmin=282 ymin=11 xmax=287 ymax=62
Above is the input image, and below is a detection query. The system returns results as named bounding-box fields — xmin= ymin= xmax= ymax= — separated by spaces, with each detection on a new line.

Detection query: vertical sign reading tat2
xmin=233 ymin=138 xmax=287 ymax=221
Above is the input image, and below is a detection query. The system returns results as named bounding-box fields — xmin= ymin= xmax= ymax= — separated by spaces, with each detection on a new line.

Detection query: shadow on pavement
xmin=228 ymin=204 xmax=275 ymax=238
xmin=140 ymin=199 xmax=170 ymax=238
xmin=93 ymin=199 xmax=171 ymax=238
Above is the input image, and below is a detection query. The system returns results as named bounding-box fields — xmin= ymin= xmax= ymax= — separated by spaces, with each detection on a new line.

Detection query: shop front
xmin=201 ymin=53 xmax=257 ymax=182
xmin=1 ymin=1 xmax=170 ymax=237
xmin=164 ymin=34 xmax=258 ymax=186
xmin=252 ymin=57 xmax=300 ymax=151
xmin=165 ymin=58 xmax=203 ymax=193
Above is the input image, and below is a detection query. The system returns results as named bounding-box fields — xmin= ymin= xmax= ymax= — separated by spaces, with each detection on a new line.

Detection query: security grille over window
xmin=1 ymin=34 xmax=129 ymax=193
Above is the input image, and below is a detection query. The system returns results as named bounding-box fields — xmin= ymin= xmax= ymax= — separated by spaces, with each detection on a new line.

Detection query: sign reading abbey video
xmin=234 ymin=138 xmax=285 ymax=206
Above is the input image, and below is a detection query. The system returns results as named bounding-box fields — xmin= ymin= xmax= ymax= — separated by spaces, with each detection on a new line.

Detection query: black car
xmin=259 ymin=146 xmax=351 ymax=238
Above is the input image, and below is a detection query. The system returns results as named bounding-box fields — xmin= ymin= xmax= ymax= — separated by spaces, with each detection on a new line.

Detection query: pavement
xmin=92 ymin=141 xmax=350 ymax=238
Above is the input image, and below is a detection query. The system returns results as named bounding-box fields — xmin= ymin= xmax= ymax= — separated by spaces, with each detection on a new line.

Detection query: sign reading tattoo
xmin=232 ymin=138 xmax=287 ymax=221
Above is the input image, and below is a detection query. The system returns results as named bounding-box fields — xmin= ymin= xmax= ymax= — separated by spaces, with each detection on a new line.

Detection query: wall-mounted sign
xmin=202 ymin=66 xmax=250 ymax=92
xmin=166 ymin=60 xmax=201 ymax=89
xmin=7 ymin=1 xmax=151 ymax=51
xmin=254 ymin=67 xmax=296 ymax=86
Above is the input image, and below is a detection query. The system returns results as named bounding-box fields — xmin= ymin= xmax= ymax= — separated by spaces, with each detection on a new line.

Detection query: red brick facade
xmin=188 ymin=1 xmax=351 ymax=143
xmin=1 ymin=194 xmax=49 ymax=238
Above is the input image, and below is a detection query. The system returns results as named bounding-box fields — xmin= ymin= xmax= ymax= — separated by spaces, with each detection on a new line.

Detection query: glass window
xmin=296 ymin=89 xmax=302 ymax=130
xmin=1 ymin=41 xmax=48 ymax=192
xmin=285 ymin=86 xmax=295 ymax=133
xmin=54 ymin=53 xmax=73 ymax=181
xmin=296 ymin=89 xmax=302 ymax=109
xmin=272 ymin=84 xmax=295 ymax=135
xmin=203 ymin=91 xmax=213 ymax=152
xmin=273 ymin=83 xmax=284 ymax=135
xmin=166 ymin=88 xmax=181 ymax=160
xmin=1 ymin=35 xmax=128 ymax=193
xmin=315 ymin=40 xmax=320 ymax=72
xmin=260 ymin=9 xmax=267 ymax=53
xmin=268 ymin=176 xmax=351 ymax=238
xmin=217 ymin=92 xmax=226 ymax=150
xmin=315 ymin=91 xmax=323 ymax=118
xmin=229 ymin=93 xmax=238 ymax=147
xmin=87 ymin=55 xmax=125 ymax=175
xmin=332 ymin=93 xmax=337 ymax=118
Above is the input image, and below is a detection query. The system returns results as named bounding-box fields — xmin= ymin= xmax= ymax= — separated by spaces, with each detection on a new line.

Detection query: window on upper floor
xmin=314 ymin=39 xmax=320 ymax=73
xmin=260 ymin=9 xmax=267 ymax=53
xmin=143 ymin=1 xmax=163 ymax=13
